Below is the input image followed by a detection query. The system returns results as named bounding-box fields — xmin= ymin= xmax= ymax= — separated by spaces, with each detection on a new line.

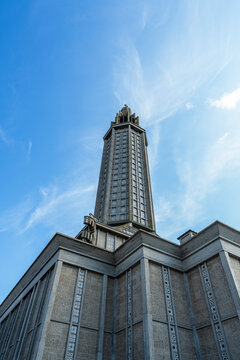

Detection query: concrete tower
xmin=94 ymin=105 xmax=155 ymax=232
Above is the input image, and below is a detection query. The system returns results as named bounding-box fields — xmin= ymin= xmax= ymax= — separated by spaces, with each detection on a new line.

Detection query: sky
xmin=1 ymin=0 xmax=240 ymax=303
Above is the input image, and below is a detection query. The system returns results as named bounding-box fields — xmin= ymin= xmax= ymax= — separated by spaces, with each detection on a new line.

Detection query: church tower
xmin=94 ymin=105 xmax=155 ymax=232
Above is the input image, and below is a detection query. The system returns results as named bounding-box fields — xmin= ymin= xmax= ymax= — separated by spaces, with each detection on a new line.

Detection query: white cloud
xmin=209 ymin=88 xmax=240 ymax=109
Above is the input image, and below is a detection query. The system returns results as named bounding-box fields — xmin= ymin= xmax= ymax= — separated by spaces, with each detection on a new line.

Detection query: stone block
xmin=152 ymin=321 xmax=171 ymax=359
xmin=170 ymin=269 xmax=191 ymax=326
xmin=43 ymin=321 xmax=68 ymax=360
xmin=187 ymin=267 xmax=210 ymax=326
xmin=81 ymin=271 xmax=102 ymax=328
xmin=132 ymin=263 xmax=142 ymax=323
xmin=76 ymin=328 xmax=98 ymax=360
xmin=197 ymin=325 xmax=218 ymax=360
xmin=149 ymin=262 xmax=166 ymax=322
xmin=52 ymin=264 xmax=78 ymax=323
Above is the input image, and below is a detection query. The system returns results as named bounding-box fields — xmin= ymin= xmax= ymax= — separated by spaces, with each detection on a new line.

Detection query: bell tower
xmin=94 ymin=105 xmax=155 ymax=232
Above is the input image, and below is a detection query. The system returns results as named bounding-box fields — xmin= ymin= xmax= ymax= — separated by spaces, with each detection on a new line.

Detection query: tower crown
xmin=115 ymin=105 xmax=139 ymax=126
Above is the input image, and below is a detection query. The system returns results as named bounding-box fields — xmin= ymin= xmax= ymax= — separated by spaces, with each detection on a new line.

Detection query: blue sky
xmin=1 ymin=0 xmax=240 ymax=303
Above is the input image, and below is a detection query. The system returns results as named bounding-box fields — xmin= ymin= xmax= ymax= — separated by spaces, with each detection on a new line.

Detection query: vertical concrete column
xmin=36 ymin=260 xmax=63 ymax=360
xmin=140 ymin=258 xmax=154 ymax=360
xmin=219 ymin=251 xmax=240 ymax=321
xmin=97 ymin=274 xmax=108 ymax=360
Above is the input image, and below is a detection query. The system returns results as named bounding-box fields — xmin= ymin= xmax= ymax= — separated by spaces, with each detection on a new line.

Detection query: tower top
xmin=115 ymin=104 xmax=139 ymax=126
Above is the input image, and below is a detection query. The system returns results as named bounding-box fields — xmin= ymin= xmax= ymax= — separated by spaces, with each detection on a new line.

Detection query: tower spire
xmin=94 ymin=106 xmax=155 ymax=232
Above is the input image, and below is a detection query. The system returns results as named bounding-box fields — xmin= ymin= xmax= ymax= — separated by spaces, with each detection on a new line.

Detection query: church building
xmin=1 ymin=106 xmax=240 ymax=359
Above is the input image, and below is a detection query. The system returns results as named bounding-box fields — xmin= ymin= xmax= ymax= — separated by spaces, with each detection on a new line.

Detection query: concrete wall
xmin=0 ymin=267 xmax=53 ymax=360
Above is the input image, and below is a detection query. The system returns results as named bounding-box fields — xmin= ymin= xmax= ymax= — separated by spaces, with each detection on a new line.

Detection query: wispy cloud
xmin=22 ymin=183 xmax=96 ymax=232
xmin=155 ymin=129 xmax=240 ymax=238
xmin=0 ymin=127 xmax=9 ymax=144
xmin=113 ymin=2 xmax=230 ymax=128
xmin=185 ymin=102 xmax=193 ymax=110
xmin=208 ymin=87 xmax=240 ymax=109
xmin=28 ymin=140 xmax=32 ymax=155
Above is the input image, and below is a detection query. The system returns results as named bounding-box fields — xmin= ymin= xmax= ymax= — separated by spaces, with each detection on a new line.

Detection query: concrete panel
xmin=197 ymin=325 xmax=218 ymax=360
xmin=116 ymin=273 xmax=126 ymax=330
xmin=187 ymin=267 xmax=210 ymax=326
xmin=207 ymin=256 xmax=236 ymax=318
xmin=152 ymin=321 xmax=171 ymax=360
xmin=133 ymin=322 xmax=144 ymax=360
xmin=81 ymin=271 xmax=103 ymax=328
xmin=52 ymin=263 xmax=78 ymax=323
xmin=228 ymin=255 xmax=240 ymax=296
xmin=223 ymin=317 xmax=240 ymax=360
xmin=43 ymin=321 xmax=68 ymax=360
xmin=76 ymin=328 xmax=98 ymax=360
xmin=103 ymin=332 xmax=112 ymax=360
xmin=170 ymin=269 xmax=191 ymax=327
xmin=149 ymin=262 xmax=166 ymax=322
xmin=178 ymin=327 xmax=197 ymax=360
xmin=132 ymin=263 xmax=142 ymax=323
xmin=116 ymin=330 xmax=126 ymax=360
xmin=104 ymin=277 xmax=114 ymax=331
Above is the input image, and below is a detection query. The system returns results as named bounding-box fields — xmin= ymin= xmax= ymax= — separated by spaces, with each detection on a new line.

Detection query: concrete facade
xmin=1 ymin=107 xmax=240 ymax=359
xmin=1 ymin=221 xmax=240 ymax=359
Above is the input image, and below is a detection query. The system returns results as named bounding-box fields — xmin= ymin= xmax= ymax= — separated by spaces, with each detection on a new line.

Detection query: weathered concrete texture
xmin=116 ymin=273 xmax=126 ymax=330
xmin=170 ymin=269 xmax=191 ymax=327
xmin=52 ymin=263 xmax=78 ymax=323
xmin=197 ymin=325 xmax=219 ymax=360
xmin=132 ymin=263 xmax=142 ymax=323
xmin=228 ymin=255 xmax=240 ymax=296
xmin=149 ymin=262 xmax=166 ymax=322
xmin=103 ymin=332 xmax=112 ymax=359
xmin=76 ymin=328 xmax=98 ymax=360
xmin=178 ymin=327 xmax=197 ymax=360
xmin=43 ymin=321 xmax=68 ymax=360
xmin=207 ymin=255 xmax=236 ymax=318
xmin=152 ymin=321 xmax=171 ymax=359
xmin=81 ymin=271 xmax=102 ymax=328
xmin=223 ymin=317 xmax=240 ymax=359
xmin=116 ymin=329 xmax=126 ymax=360
xmin=133 ymin=322 xmax=144 ymax=360
xmin=104 ymin=277 xmax=114 ymax=331
xmin=187 ymin=267 xmax=210 ymax=326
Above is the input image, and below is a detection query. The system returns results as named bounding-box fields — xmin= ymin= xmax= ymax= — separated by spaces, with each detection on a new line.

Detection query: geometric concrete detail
xmin=65 ymin=268 xmax=86 ymax=360
xmin=162 ymin=266 xmax=181 ymax=360
xmin=199 ymin=262 xmax=231 ymax=360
